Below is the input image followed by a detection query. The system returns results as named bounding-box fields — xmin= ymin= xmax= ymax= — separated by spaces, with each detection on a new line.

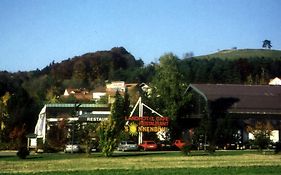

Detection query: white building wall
xmin=248 ymin=130 xmax=279 ymax=143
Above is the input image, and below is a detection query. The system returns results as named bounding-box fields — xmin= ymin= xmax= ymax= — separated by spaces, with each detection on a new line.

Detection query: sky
xmin=1 ymin=0 xmax=281 ymax=72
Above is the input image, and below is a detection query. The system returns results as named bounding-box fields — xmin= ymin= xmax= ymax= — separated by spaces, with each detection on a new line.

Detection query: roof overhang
xmin=185 ymin=84 xmax=281 ymax=115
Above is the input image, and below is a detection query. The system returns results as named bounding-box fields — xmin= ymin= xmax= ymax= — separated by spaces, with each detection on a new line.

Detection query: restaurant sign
xmin=124 ymin=116 xmax=169 ymax=136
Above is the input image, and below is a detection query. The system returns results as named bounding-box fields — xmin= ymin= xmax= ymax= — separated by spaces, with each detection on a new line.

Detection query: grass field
xmin=196 ymin=49 xmax=281 ymax=60
xmin=1 ymin=150 xmax=281 ymax=175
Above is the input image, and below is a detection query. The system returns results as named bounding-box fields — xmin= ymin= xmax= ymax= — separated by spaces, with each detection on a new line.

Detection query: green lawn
xmin=196 ymin=49 xmax=281 ymax=60
xmin=1 ymin=150 xmax=281 ymax=175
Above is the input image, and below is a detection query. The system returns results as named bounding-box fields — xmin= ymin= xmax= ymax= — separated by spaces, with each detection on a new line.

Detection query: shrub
xmin=208 ymin=145 xmax=216 ymax=153
xmin=17 ymin=147 xmax=30 ymax=159
xmin=246 ymin=121 xmax=272 ymax=151
xmin=181 ymin=145 xmax=191 ymax=156
xmin=0 ymin=142 xmax=15 ymax=150
xmin=253 ymin=131 xmax=271 ymax=151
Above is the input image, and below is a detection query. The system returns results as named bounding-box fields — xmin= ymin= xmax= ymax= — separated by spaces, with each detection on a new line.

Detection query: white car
xmin=117 ymin=141 xmax=139 ymax=152
xmin=64 ymin=144 xmax=81 ymax=153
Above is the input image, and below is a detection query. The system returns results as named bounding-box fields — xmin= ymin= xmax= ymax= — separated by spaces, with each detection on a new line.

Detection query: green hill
xmin=196 ymin=49 xmax=281 ymax=60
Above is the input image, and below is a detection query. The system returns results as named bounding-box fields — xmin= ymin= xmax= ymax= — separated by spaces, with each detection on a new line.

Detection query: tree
xmin=0 ymin=92 xmax=10 ymax=142
xmin=262 ymin=40 xmax=272 ymax=49
xmin=78 ymin=123 xmax=98 ymax=155
xmin=183 ymin=52 xmax=194 ymax=59
xmin=97 ymin=117 xmax=117 ymax=157
xmin=9 ymin=123 xmax=28 ymax=154
xmin=193 ymin=59 xmax=210 ymax=83
xmin=7 ymin=87 xmax=38 ymax=138
xmin=9 ymin=123 xmax=30 ymax=159
xmin=215 ymin=117 xmax=240 ymax=149
xmin=46 ymin=88 xmax=59 ymax=104
xmin=246 ymin=74 xmax=254 ymax=85
xmin=97 ymin=90 xmax=128 ymax=157
xmin=123 ymin=88 xmax=130 ymax=121
xmin=206 ymin=98 xmax=239 ymax=152
xmin=150 ymin=53 xmax=187 ymax=139
xmin=73 ymin=60 xmax=87 ymax=82
xmin=46 ymin=118 xmax=68 ymax=151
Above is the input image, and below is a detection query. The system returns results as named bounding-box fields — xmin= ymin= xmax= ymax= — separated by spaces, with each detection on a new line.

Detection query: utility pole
xmin=71 ymin=121 xmax=74 ymax=154
xmin=138 ymin=97 xmax=143 ymax=144
xmin=71 ymin=102 xmax=81 ymax=154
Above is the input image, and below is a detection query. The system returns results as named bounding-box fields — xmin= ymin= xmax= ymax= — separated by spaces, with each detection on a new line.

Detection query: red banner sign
xmin=125 ymin=116 xmax=169 ymax=126
xmin=125 ymin=116 xmax=169 ymax=134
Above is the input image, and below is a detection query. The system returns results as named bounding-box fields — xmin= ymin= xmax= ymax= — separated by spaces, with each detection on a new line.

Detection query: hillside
xmin=39 ymin=47 xmax=144 ymax=80
xmin=196 ymin=49 xmax=281 ymax=60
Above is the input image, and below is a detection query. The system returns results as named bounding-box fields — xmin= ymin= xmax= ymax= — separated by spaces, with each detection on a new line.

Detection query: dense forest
xmin=1 ymin=47 xmax=281 ymax=148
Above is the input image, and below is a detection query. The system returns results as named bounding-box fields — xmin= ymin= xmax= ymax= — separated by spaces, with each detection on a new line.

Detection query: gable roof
xmin=44 ymin=103 xmax=110 ymax=118
xmin=187 ymin=84 xmax=281 ymax=115
xmin=62 ymin=88 xmax=93 ymax=101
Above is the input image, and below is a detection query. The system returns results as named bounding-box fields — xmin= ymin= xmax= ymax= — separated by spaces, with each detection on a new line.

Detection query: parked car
xmin=139 ymin=140 xmax=158 ymax=151
xmin=64 ymin=143 xmax=81 ymax=153
xmin=117 ymin=141 xmax=139 ymax=152
xmin=89 ymin=138 xmax=100 ymax=152
xmin=172 ymin=140 xmax=187 ymax=150
xmin=157 ymin=140 xmax=173 ymax=151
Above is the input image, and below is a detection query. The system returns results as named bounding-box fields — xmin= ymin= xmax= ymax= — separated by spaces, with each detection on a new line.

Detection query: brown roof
xmin=188 ymin=84 xmax=281 ymax=114
xmin=62 ymin=88 xmax=92 ymax=101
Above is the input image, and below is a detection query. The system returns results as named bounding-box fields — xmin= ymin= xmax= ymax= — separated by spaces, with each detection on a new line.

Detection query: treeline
xmin=1 ymin=48 xmax=281 ymax=148
xmin=0 ymin=71 xmax=39 ymax=147
xmin=181 ymin=56 xmax=281 ymax=84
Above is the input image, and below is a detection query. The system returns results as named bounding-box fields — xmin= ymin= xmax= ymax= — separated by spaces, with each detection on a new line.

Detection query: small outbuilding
xmin=26 ymin=133 xmax=37 ymax=150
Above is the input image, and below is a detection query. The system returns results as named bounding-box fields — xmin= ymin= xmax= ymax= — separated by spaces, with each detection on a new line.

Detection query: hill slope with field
xmin=196 ymin=49 xmax=281 ymax=60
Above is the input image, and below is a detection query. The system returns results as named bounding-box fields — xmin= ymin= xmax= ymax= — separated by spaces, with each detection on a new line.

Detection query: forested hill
xmin=39 ymin=47 xmax=144 ymax=82
xmin=0 ymin=47 xmax=153 ymax=102
xmin=196 ymin=49 xmax=281 ymax=60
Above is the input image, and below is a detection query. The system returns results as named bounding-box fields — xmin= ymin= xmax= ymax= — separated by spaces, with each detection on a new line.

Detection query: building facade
xmin=33 ymin=103 xmax=110 ymax=149
xmin=185 ymin=84 xmax=281 ymax=146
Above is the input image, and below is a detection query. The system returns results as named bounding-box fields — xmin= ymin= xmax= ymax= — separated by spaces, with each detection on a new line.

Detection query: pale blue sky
xmin=1 ymin=0 xmax=281 ymax=71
